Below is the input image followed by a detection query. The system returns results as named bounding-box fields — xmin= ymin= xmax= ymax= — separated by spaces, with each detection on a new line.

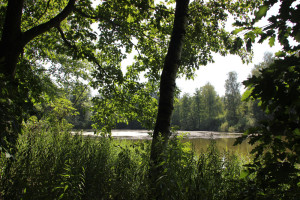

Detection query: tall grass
xmin=0 ymin=120 xmax=254 ymax=200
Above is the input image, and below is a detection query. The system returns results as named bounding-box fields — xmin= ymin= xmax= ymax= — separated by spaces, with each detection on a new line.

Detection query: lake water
xmin=183 ymin=138 xmax=253 ymax=156
xmin=80 ymin=130 xmax=254 ymax=156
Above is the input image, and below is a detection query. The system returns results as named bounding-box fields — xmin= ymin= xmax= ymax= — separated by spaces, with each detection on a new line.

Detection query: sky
xmin=175 ymin=41 xmax=282 ymax=97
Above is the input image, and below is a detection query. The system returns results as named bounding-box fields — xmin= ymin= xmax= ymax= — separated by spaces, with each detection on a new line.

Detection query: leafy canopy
xmin=234 ymin=0 xmax=300 ymax=196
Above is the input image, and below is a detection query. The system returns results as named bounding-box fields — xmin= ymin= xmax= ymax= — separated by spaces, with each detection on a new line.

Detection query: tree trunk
xmin=0 ymin=0 xmax=24 ymax=78
xmin=0 ymin=0 xmax=76 ymax=79
xmin=0 ymin=0 xmax=76 ymax=156
xmin=149 ymin=0 xmax=189 ymax=198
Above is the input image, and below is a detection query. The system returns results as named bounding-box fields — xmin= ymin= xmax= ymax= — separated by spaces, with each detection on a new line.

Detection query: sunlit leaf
xmin=255 ymin=5 xmax=268 ymax=21
xmin=240 ymin=169 xmax=249 ymax=179
xmin=241 ymin=87 xmax=253 ymax=101
xmin=127 ymin=14 xmax=134 ymax=23
xmin=232 ymin=28 xmax=244 ymax=35
xmin=268 ymin=36 xmax=275 ymax=47
xmin=275 ymin=51 xmax=286 ymax=57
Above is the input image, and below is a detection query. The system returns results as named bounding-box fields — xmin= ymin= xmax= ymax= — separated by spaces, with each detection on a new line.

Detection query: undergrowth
xmin=0 ymin=118 xmax=271 ymax=200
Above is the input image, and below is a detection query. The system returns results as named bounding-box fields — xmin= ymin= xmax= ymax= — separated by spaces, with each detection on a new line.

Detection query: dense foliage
xmin=1 ymin=0 xmax=300 ymax=199
xmin=1 ymin=117 xmax=298 ymax=199
xmin=172 ymin=83 xmax=224 ymax=131
xmin=0 ymin=0 xmax=160 ymax=152
xmin=237 ymin=55 xmax=300 ymax=199
xmin=1 ymin=119 xmax=254 ymax=200
xmin=233 ymin=0 xmax=300 ymax=198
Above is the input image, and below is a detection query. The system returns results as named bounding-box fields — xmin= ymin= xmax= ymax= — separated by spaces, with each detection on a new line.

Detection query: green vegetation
xmin=171 ymin=71 xmax=262 ymax=132
xmin=1 ymin=0 xmax=300 ymax=199
xmin=233 ymin=1 xmax=300 ymax=199
xmin=172 ymin=83 xmax=223 ymax=131
xmin=1 ymin=118 xmax=297 ymax=199
xmin=1 ymin=118 xmax=253 ymax=200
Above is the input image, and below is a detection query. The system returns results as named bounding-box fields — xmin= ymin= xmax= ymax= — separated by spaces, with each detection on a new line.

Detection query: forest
xmin=171 ymin=68 xmax=267 ymax=132
xmin=0 ymin=0 xmax=299 ymax=199
xmin=67 ymin=66 xmax=268 ymax=132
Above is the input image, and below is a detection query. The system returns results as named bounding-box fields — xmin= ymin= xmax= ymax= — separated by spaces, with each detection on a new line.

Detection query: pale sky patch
xmin=176 ymin=40 xmax=282 ymax=97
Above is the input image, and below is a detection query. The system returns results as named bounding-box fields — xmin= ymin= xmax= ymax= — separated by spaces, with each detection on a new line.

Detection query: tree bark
xmin=0 ymin=0 xmax=76 ymax=79
xmin=0 ymin=0 xmax=24 ymax=78
xmin=149 ymin=0 xmax=189 ymax=197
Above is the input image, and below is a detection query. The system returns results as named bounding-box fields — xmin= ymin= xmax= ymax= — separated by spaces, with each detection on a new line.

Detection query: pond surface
xmin=183 ymin=138 xmax=253 ymax=156
xmin=79 ymin=129 xmax=254 ymax=156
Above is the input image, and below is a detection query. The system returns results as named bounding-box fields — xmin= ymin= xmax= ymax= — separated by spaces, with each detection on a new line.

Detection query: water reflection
xmin=121 ymin=137 xmax=254 ymax=156
xmin=182 ymin=138 xmax=254 ymax=156
xmin=98 ymin=130 xmax=254 ymax=156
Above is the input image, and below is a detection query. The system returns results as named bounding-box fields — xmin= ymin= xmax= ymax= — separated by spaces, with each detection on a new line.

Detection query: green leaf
xmin=268 ymin=36 xmax=275 ymax=47
xmin=294 ymin=128 xmax=300 ymax=136
xmin=255 ymin=5 xmax=269 ymax=21
xmin=58 ymin=194 xmax=64 ymax=200
xmin=253 ymin=27 xmax=263 ymax=35
xmin=127 ymin=14 xmax=134 ymax=23
xmin=294 ymin=31 xmax=300 ymax=42
xmin=241 ymin=88 xmax=253 ymax=101
xmin=240 ymin=169 xmax=249 ymax=179
xmin=245 ymin=31 xmax=256 ymax=41
xmin=64 ymin=185 xmax=69 ymax=192
xmin=275 ymin=51 xmax=286 ymax=57
xmin=232 ymin=28 xmax=244 ymax=35
xmin=257 ymin=100 xmax=262 ymax=107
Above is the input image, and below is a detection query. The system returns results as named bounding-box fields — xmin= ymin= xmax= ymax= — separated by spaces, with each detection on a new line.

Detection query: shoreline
xmin=73 ymin=129 xmax=242 ymax=140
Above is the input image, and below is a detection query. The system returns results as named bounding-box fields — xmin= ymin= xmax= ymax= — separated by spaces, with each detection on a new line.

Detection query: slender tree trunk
xmin=149 ymin=0 xmax=189 ymax=198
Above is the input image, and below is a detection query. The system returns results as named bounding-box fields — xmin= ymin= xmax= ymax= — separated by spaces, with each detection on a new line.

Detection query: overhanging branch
xmin=22 ymin=0 xmax=76 ymax=46
xmin=56 ymin=26 xmax=77 ymax=51
xmin=74 ymin=7 xmax=122 ymax=28
xmin=56 ymin=26 xmax=111 ymax=82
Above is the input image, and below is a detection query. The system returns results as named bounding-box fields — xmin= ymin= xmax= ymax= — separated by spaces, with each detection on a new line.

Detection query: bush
xmin=219 ymin=122 xmax=229 ymax=132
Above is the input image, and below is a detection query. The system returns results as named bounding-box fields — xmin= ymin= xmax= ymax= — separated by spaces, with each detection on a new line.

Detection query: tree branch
xmin=22 ymin=0 xmax=76 ymax=46
xmin=56 ymin=26 xmax=112 ymax=82
xmin=74 ymin=7 xmax=123 ymax=28
xmin=56 ymin=26 xmax=77 ymax=51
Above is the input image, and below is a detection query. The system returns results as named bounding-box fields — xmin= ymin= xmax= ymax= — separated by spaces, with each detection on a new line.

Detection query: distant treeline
xmin=69 ymin=53 xmax=273 ymax=132
xmin=171 ymin=81 xmax=265 ymax=132
xmin=68 ymin=74 xmax=266 ymax=132
xmin=171 ymin=53 xmax=274 ymax=132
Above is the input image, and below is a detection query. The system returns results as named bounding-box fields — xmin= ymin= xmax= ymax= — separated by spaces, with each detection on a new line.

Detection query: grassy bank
xmin=0 ymin=121 xmax=297 ymax=199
